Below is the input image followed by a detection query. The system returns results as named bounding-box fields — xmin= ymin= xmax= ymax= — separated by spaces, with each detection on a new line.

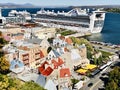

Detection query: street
xmin=92 ymin=44 xmax=118 ymax=54
xmin=80 ymin=59 xmax=120 ymax=90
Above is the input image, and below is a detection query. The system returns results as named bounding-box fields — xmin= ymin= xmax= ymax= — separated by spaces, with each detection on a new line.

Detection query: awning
xmin=76 ymin=69 xmax=87 ymax=74
xmin=83 ymin=64 xmax=97 ymax=70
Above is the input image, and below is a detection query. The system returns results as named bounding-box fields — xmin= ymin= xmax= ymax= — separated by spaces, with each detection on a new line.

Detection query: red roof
xmin=58 ymin=57 xmax=64 ymax=66
xmin=60 ymin=68 xmax=71 ymax=78
xmin=65 ymin=38 xmax=73 ymax=44
xmin=51 ymin=58 xmax=64 ymax=69
xmin=51 ymin=59 xmax=58 ymax=69
xmin=39 ymin=61 xmax=49 ymax=73
xmin=41 ymin=66 xmax=53 ymax=76
xmin=38 ymin=61 xmax=53 ymax=76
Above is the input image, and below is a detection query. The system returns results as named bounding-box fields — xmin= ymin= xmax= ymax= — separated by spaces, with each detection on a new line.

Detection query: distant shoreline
xmin=104 ymin=8 xmax=120 ymax=13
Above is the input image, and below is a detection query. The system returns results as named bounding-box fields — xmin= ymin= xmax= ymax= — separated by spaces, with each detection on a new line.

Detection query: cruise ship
xmin=33 ymin=8 xmax=106 ymax=33
xmin=0 ymin=8 xmax=26 ymax=25
xmin=8 ymin=10 xmax=32 ymax=21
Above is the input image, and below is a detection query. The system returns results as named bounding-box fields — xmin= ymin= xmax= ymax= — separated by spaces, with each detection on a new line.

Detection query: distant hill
xmin=69 ymin=5 xmax=120 ymax=9
xmin=0 ymin=3 xmax=120 ymax=9
xmin=0 ymin=3 xmax=36 ymax=8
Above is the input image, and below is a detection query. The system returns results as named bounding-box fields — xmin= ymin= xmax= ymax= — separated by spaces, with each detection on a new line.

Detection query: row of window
xmin=6 ymin=17 xmax=26 ymax=23
xmin=94 ymin=20 xmax=104 ymax=27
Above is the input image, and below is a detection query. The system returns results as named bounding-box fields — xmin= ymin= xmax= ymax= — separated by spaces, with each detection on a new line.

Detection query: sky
xmin=1 ymin=0 xmax=120 ymax=6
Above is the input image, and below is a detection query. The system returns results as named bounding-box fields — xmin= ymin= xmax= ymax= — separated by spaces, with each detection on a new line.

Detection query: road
xmin=92 ymin=44 xmax=118 ymax=54
xmin=80 ymin=59 xmax=120 ymax=90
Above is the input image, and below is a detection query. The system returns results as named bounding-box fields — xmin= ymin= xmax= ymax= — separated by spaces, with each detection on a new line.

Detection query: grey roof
xmin=35 ymin=74 xmax=46 ymax=87
xmin=26 ymin=38 xmax=42 ymax=45
xmin=44 ymin=79 xmax=57 ymax=90
xmin=10 ymin=59 xmax=24 ymax=70
xmin=17 ymin=70 xmax=46 ymax=87
xmin=53 ymin=50 xmax=60 ymax=58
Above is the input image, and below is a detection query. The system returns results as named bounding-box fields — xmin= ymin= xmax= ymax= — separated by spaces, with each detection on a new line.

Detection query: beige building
xmin=4 ymin=41 xmax=46 ymax=69
xmin=0 ymin=27 xmax=24 ymax=41
xmin=17 ymin=44 xmax=45 ymax=68
xmin=23 ymin=27 xmax=56 ymax=39
xmin=60 ymin=44 xmax=89 ymax=71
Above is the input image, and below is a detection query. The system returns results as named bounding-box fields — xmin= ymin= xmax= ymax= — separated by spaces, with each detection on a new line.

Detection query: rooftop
xmin=60 ymin=68 xmax=71 ymax=78
xmin=25 ymin=38 xmax=42 ymax=45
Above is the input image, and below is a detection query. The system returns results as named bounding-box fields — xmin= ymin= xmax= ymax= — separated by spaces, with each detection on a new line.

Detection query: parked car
xmin=99 ymin=47 xmax=102 ymax=49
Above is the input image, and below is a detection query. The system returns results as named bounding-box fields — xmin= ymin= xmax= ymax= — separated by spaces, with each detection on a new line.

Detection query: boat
xmin=33 ymin=8 xmax=106 ymax=33
xmin=8 ymin=10 xmax=32 ymax=21
xmin=0 ymin=8 xmax=26 ymax=25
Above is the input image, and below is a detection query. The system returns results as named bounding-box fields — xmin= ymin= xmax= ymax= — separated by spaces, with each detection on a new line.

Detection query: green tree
xmin=0 ymin=56 xmax=10 ymax=74
xmin=105 ymin=67 xmax=120 ymax=90
xmin=0 ymin=74 xmax=45 ymax=90
xmin=47 ymin=38 xmax=53 ymax=44
xmin=71 ymin=37 xmax=94 ymax=52
xmin=87 ymin=50 xmax=92 ymax=59
xmin=105 ymin=80 xmax=118 ymax=90
xmin=47 ymin=47 xmax=52 ymax=53
xmin=8 ymin=78 xmax=22 ymax=90
xmin=0 ymin=38 xmax=8 ymax=45
xmin=0 ymin=74 xmax=23 ymax=90
xmin=0 ymin=51 xmax=4 ymax=58
xmin=0 ymin=74 xmax=9 ymax=90
xmin=20 ymin=81 xmax=45 ymax=90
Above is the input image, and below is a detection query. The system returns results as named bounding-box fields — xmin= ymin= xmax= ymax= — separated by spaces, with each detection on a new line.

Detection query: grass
xmin=71 ymin=78 xmax=79 ymax=84
xmin=60 ymin=30 xmax=77 ymax=36
xmin=99 ymin=50 xmax=113 ymax=58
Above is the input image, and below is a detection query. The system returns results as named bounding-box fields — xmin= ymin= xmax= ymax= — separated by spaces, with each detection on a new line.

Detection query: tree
xmin=0 ymin=74 xmax=10 ymax=90
xmin=0 ymin=56 xmax=10 ymax=74
xmin=20 ymin=81 xmax=45 ymax=90
xmin=8 ymin=78 xmax=22 ymax=90
xmin=0 ymin=74 xmax=23 ymax=90
xmin=47 ymin=38 xmax=53 ymax=44
xmin=0 ymin=51 xmax=4 ymax=58
xmin=105 ymin=80 xmax=118 ymax=90
xmin=0 ymin=74 xmax=45 ymax=90
xmin=105 ymin=67 xmax=120 ymax=90
xmin=47 ymin=47 xmax=52 ymax=53
xmin=70 ymin=37 xmax=94 ymax=52
xmin=0 ymin=38 xmax=8 ymax=45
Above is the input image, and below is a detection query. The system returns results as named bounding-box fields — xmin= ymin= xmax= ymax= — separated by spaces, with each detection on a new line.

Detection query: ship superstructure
xmin=8 ymin=10 xmax=31 ymax=21
xmin=0 ymin=8 xmax=26 ymax=25
xmin=33 ymin=8 xmax=106 ymax=33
